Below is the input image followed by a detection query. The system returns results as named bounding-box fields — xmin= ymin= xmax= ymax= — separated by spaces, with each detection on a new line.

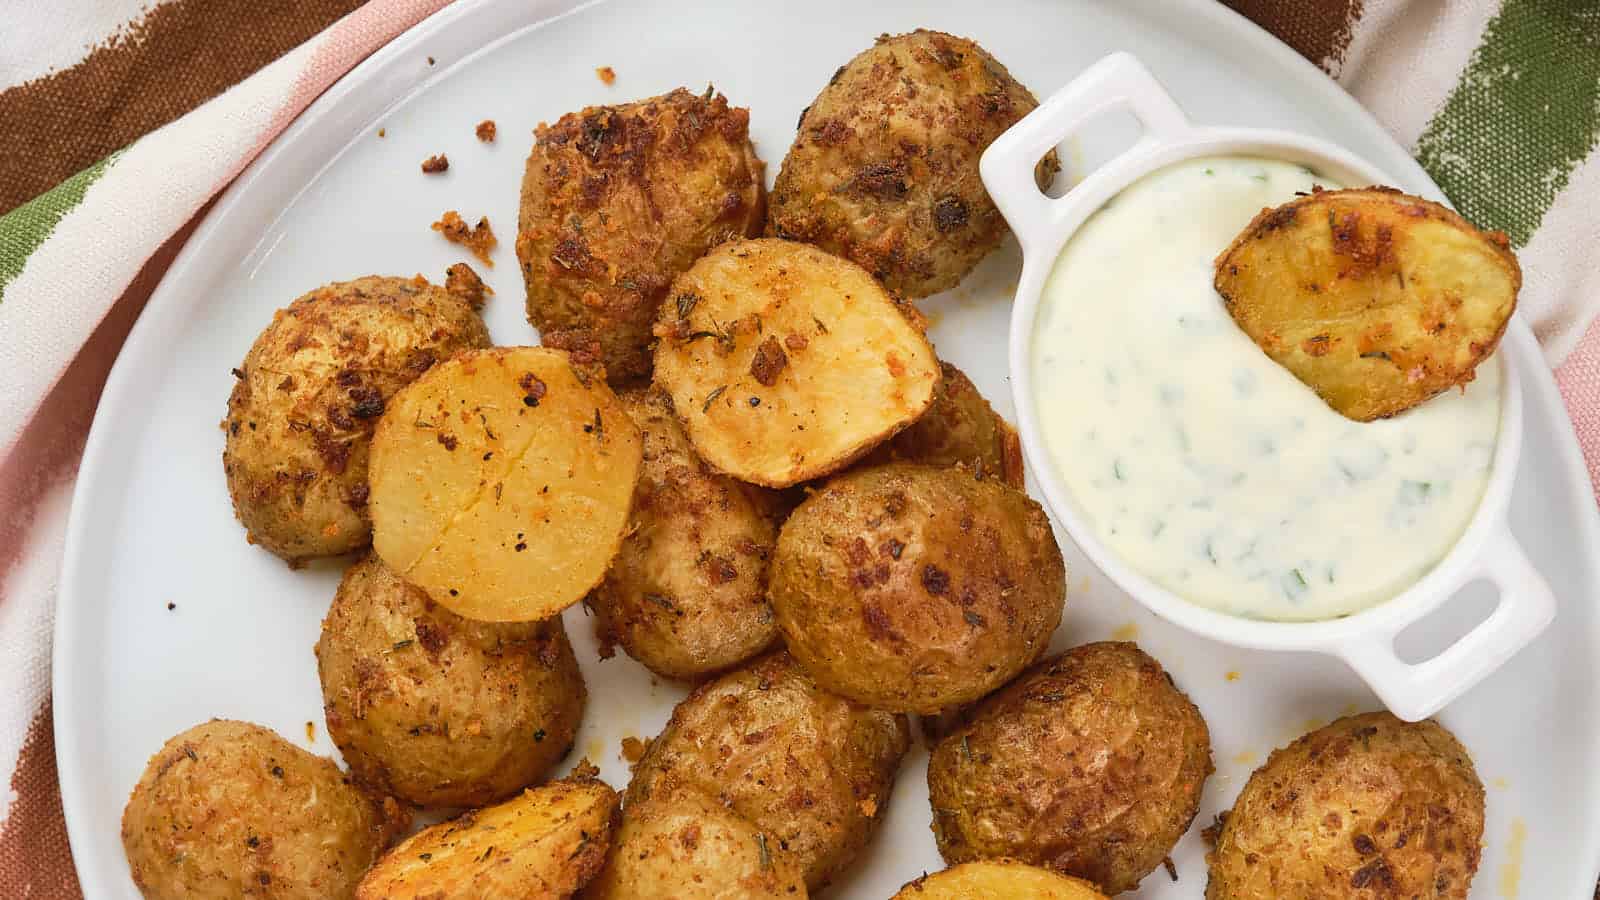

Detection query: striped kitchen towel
xmin=0 ymin=1 xmax=1596 ymax=895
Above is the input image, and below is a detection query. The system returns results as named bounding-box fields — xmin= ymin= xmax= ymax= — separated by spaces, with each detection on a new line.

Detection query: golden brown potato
xmin=928 ymin=642 xmax=1212 ymax=895
xmin=770 ymin=463 xmax=1064 ymax=713
xmin=863 ymin=362 xmax=1024 ymax=487
xmin=652 ymin=238 xmax=940 ymax=488
xmin=121 ymin=719 xmax=405 ymax=900
xmin=589 ymin=387 xmax=781 ymax=680
xmin=582 ymin=789 xmax=809 ymax=899
xmin=316 ymin=555 xmax=586 ymax=807
xmin=222 ymin=275 xmax=489 ymax=564
xmin=357 ymin=764 xmax=617 ymax=900
xmin=516 ymin=88 xmax=767 ymax=384
xmin=768 ymin=30 xmax=1057 ymax=298
xmin=894 ymin=859 xmax=1108 ymax=899
xmin=1215 ymin=187 xmax=1518 ymax=421
xmin=1206 ymin=712 xmax=1484 ymax=900
xmin=626 ymin=652 xmax=910 ymax=890
xmin=368 ymin=346 xmax=643 ymax=622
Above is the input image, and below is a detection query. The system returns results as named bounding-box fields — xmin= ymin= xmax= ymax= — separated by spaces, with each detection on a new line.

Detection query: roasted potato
xmin=928 ymin=642 xmax=1212 ymax=895
xmin=369 ymin=346 xmax=643 ymax=622
xmin=1206 ymin=712 xmax=1484 ymax=900
xmin=583 ymin=788 xmax=809 ymax=899
xmin=222 ymin=274 xmax=489 ymax=563
xmin=863 ymin=362 xmax=1024 ymax=487
xmin=357 ymin=763 xmax=617 ymax=900
xmin=316 ymin=555 xmax=586 ymax=807
xmin=1215 ymin=187 xmax=1518 ymax=421
xmin=121 ymin=719 xmax=405 ymax=900
xmin=768 ymin=30 xmax=1056 ymax=298
xmin=626 ymin=651 xmax=911 ymax=890
xmin=770 ymin=463 xmax=1064 ymax=713
xmin=517 ymin=88 xmax=767 ymax=384
xmin=652 ymin=238 xmax=940 ymax=487
xmin=894 ymin=859 xmax=1108 ymax=899
xmin=590 ymin=387 xmax=781 ymax=680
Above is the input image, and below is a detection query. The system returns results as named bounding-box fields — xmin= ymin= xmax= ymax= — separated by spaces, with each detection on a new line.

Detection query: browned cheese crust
xmin=625 ymin=652 xmax=911 ymax=891
xmin=1214 ymin=187 xmax=1519 ymax=421
xmin=928 ymin=642 xmax=1213 ymax=894
xmin=516 ymin=87 xmax=767 ymax=384
xmin=768 ymin=29 xmax=1058 ymax=298
xmin=863 ymin=361 xmax=1025 ymax=487
xmin=316 ymin=555 xmax=586 ymax=808
xmin=1206 ymin=712 xmax=1485 ymax=900
xmin=771 ymin=463 xmax=1063 ymax=714
xmin=589 ymin=386 xmax=781 ymax=680
xmin=221 ymin=275 xmax=490 ymax=564
xmin=121 ymin=719 xmax=406 ymax=900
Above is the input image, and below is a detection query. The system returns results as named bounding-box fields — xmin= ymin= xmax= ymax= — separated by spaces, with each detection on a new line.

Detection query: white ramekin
xmin=981 ymin=52 xmax=1555 ymax=722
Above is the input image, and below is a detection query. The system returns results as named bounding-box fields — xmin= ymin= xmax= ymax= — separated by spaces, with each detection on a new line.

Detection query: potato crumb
xmin=420 ymin=153 xmax=449 ymax=174
xmin=475 ymin=119 xmax=496 ymax=142
xmin=596 ymin=66 xmax=616 ymax=85
xmin=431 ymin=210 xmax=498 ymax=267
xmin=1225 ymin=670 xmax=1241 ymax=682
xmin=620 ymin=736 xmax=648 ymax=764
xmin=377 ymin=128 xmax=386 ymax=138
xmin=305 ymin=721 xmax=316 ymax=742
xmin=444 ymin=262 xmax=493 ymax=308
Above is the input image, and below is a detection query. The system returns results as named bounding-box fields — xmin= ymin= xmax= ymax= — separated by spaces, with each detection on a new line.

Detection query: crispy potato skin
xmin=863 ymin=362 xmax=1025 ymax=488
xmin=316 ymin=555 xmax=586 ymax=807
xmin=369 ymin=346 xmax=643 ymax=622
xmin=768 ymin=29 xmax=1057 ymax=298
xmin=1206 ymin=712 xmax=1484 ymax=900
xmin=928 ymin=642 xmax=1212 ymax=895
xmin=1215 ymin=187 xmax=1518 ymax=421
xmin=590 ymin=387 xmax=781 ymax=680
xmin=357 ymin=767 xmax=617 ymax=900
xmin=222 ymin=275 xmax=489 ymax=564
xmin=121 ymin=720 xmax=405 ymax=900
xmin=583 ymin=789 xmax=809 ymax=899
xmin=771 ymin=463 xmax=1064 ymax=713
xmin=894 ymin=859 xmax=1108 ymax=899
xmin=626 ymin=652 xmax=911 ymax=891
xmin=517 ymin=88 xmax=767 ymax=384
xmin=652 ymin=238 xmax=940 ymax=488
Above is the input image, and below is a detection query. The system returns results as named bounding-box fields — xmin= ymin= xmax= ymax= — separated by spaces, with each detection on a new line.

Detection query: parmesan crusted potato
xmin=357 ymin=764 xmax=617 ymax=900
xmin=589 ymin=387 xmax=781 ymax=680
xmin=517 ymin=88 xmax=767 ymax=384
xmin=1206 ymin=712 xmax=1484 ymax=900
xmin=316 ymin=555 xmax=586 ymax=808
xmin=1215 ymin=187 xmax=1518 ymax=421
xmin=626 ymin=652 xmax=910 ymax=890
xmin=769 ymin=30 xmax=1057 ymax=298
xmin=863 ymin=361 xmax=1024 ymax=487
xmin=121 ymin=720 xmax=405 ymax=900
xmin=368 ymin=347 xmax=642 ymax=622
xmin=771 ymin=463 xmax=1064 ymax=713
xmin=928 ymin=642 xmax=1212 ymax=895
xmin=894 ymin=860 xmax=1108 ymax=899
xmin=582 ymin=789 xmax=809 ymax=899
xmin=222 ymin=274 xmax=489 ymax=564
xmin=652 ymin=238 xmax=940 ymax=488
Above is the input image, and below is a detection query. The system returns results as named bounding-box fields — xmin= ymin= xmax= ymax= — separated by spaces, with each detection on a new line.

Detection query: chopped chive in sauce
xmin=1113 ymin=459 xmax=1127 ymax=482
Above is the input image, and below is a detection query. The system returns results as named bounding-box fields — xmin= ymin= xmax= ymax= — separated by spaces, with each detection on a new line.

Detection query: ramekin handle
xmin=1336 ymin=525 xmax=1555 ymax=721
xmin=979 ymin=51 xmax=1188 ymax=254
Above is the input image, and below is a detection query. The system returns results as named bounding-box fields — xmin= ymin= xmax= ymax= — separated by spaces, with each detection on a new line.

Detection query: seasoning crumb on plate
xmin=431 ymin=210 xmax=497 ymax=266
xmin=166 ymin=602 xmax=176 ymax=611
xmin=444 ymin=261 xmax=493 ymax=309
xmin=474 ymin=119 xmax=496 ymax=142
xmin=377 ymin=128 xmax=386 ymax=138
xmin=596 ymin=65 xmax=616 ymax=85
xmin=420 ymin=153 xmax=449 ymax=174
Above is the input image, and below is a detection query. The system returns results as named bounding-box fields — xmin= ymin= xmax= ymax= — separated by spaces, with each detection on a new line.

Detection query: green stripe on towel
xmin=0 ymin=153 xmax=117 ymax=300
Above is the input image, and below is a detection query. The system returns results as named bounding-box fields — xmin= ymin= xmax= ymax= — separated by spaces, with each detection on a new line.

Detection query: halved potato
xmin=356 ymin=765 xmax=617 ymax=900
xmin=652 ymin=238 xmax=940 ymax=487
xmin=1214 ymin=187 xmax=1518 ymax=421
xmin=894 ymin=860 xmax=1107 ymax=899
xmin=369 ymin=347 xmax=643 ymax=622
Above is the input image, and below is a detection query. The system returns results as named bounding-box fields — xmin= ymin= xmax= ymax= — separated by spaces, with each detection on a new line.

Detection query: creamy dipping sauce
xmin=1032 ymin=157 xmax=1501 ymax=621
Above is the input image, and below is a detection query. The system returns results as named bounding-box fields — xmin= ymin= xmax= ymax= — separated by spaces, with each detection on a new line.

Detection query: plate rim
xmin=52 ymin=0 xmax=1600 ymax=894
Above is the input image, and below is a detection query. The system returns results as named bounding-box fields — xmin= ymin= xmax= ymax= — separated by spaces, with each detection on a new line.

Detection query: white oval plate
xmin=55 ymin=0 xmax=1600 ymax=896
